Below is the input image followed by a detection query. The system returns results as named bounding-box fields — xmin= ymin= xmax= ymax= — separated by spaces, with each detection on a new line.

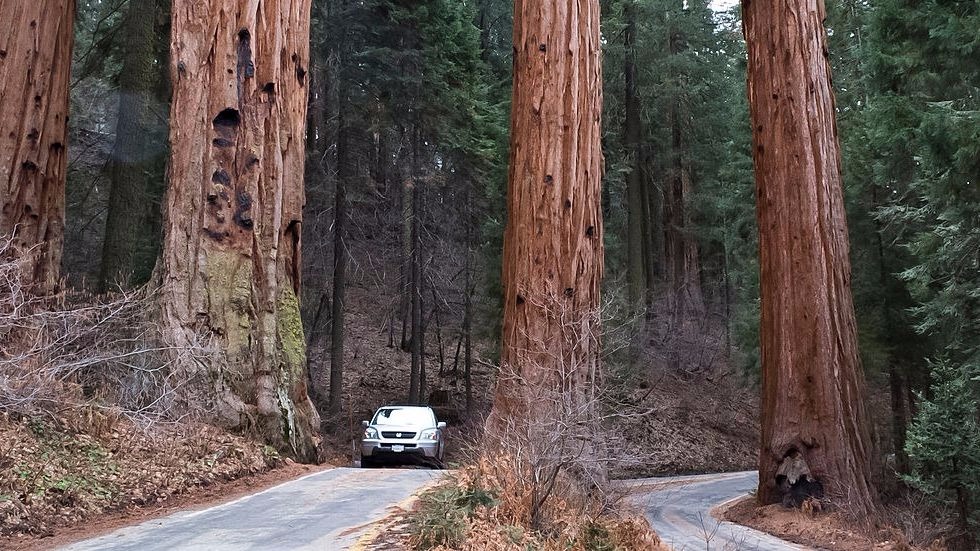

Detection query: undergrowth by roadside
xmin=0 ymin=242 xmax=294 ymax=540
xmin=0 ymin=411 xmax=281 ymax=538
xmin=407 ymin=457 xmax=667 ymax=551
xmin=723 ymin=493 xmax=955 ymax=551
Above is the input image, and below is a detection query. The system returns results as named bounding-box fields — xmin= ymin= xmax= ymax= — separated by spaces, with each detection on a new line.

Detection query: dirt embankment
xmin=723 ymin=495 xmax=950 ymax=551
xmin=0 ymin=412 xmax=326 ymax=550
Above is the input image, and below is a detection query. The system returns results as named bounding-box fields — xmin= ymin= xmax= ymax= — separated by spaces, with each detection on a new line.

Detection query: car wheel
xmin=360 ymin=456 xmax=376 ymax=468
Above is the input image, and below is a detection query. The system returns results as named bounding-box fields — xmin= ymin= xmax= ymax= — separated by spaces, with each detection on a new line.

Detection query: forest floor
xmin=0 ymin=412 xmax=328 ymax=549
xmin=722 ymin=496 xmax=947 ymax=551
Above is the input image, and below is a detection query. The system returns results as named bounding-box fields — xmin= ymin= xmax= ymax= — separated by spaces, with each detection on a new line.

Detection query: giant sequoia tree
xmin=0 ymin=0 xmax=75 ymax=291
xmin=743 ymin=0 xmax=876 ymax=513
xmin=486 ymin=0 xmax=604 ymax=470
xmin=161 ymin=0 xmax=319 ymax=460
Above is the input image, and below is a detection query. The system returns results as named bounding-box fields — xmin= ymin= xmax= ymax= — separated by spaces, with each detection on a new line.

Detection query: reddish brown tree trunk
xmin=0 ymin=0 xmax=74 ymax=292
xmin=486 ymin=0 xmax=604 ymax=468
xmin=743 ymin=0 xmax=876 ymax=514
xmin=161 ymin=0 xmax=319 ymax=461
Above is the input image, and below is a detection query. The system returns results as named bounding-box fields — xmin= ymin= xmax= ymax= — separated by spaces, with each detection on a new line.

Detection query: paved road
xmin=60 ymin=466 xmax=802 ymax=551
xmin=60 ymin=468 xmax=440 ymax=551
xmin=629 ymin=471 xmax=811 ymax=551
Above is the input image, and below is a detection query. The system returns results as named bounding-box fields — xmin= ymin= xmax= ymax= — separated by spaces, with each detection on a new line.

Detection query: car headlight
xmin=364 ymin=427 xmax=379 ymax=439
xmin=420 ymin=429 xmax=440 ymax=441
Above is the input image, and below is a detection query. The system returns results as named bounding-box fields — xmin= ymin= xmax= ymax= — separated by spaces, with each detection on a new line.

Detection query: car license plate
xmin=392 ymin=445 xmax=404 ymax=452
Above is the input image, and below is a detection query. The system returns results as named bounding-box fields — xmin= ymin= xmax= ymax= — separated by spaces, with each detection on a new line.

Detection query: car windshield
xmin=372 ymin=407 xmax=434 ymax=427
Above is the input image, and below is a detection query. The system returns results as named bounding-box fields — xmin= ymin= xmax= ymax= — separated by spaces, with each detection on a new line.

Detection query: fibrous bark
xmin=486 ymin=0 xmax=604 ymax=468
xmin=743 ymin=0 xmax=877 ymax=514
xmin=0 ymin=0 xmax=74 ymax=292
xmin=161 ymin=0 xmax=319 ymax=461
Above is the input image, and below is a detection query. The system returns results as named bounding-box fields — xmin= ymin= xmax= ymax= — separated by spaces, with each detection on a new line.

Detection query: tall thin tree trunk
xmin=623 ymin=0 xmax=646 ymax=312
xmin=408 ymin=126 xmax=423 ymax=404
xmin=400 ymin=173 xmax=413 ymax=352
xmin=888 ymin=363 xmax=909 ymax=473
xmin=100 ymin=0 xmax=169 ymax=291
xmin=486 ymin=0 xmax=605 ymax=477
xmin=644 ymin=148 xmax=664 ymax=288
xmin=408 ymin=182 xmax=423 ymax=404
xmin=743 ymin=0 xmax=877 ymax=514
xmin=463 ymin=186 xmax=474 ymax=413
xmin=722 ymin=234 xmax=732 ymax=359
xmin=661 ymin=24 xmax=704 ymax=322
xmin=679 ymin=165 xmax=703 ymax=313
xmin=161 ymin=0 xmax=319 ymax=461
xmin=419 ymin=290 xmax=427 ymax=403
xmin=664 ymin=115 xmax=704 ymax=320
xmin=639 ymin=150 xmax=657 ymax=308
xmin=328 ymin=114 xmax=349 ymax=417
xmin=0 ymin=0 xmax=74 ymax=292
xmin=477 ymin=1 xmax=491 ymax=62
xmin=873 ymin=184 xmax=909 ymax=474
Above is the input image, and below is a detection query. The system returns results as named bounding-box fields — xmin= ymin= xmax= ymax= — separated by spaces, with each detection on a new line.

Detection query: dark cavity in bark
xmin=775 ymin=449 xmax=825 ymax=508
xmin=213 ymin=108 xmax=241 ymax=129
xmin=237 ymin=29 xmax=254 ymax=79
xmin=234 ymin=190 xmax=253 ymax=229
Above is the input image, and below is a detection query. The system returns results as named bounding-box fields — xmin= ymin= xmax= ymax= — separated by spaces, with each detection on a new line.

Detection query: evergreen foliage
xmin=905 ymin=360 xmax=980 ymax=542
xmin=602 ymin=1 xmax=757 ymax=373
xmin=860 ymin=0 xmax=980 ymax=529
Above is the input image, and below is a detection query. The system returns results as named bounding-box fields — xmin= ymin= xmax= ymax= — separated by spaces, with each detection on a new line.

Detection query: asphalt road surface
xmin=61 ymin=467 xmax=803 ymax=551
xmin=60 ymin=467 xmax=440 ymax=551
xmin=630 ymin=471 xmax=810 ymax=551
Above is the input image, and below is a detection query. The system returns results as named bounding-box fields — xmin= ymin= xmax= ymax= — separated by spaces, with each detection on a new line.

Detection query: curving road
xmin=59 ymin=467 xmax=804 ymax=550
xmin=59 ymin=468 xmax=439 ymax=551
xmin=629 ymin=471 xmax=810 ymax=551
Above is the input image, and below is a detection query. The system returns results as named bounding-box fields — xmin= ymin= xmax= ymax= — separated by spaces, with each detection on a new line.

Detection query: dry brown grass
xmin=408 ymin=455 xmax=667 ymax=551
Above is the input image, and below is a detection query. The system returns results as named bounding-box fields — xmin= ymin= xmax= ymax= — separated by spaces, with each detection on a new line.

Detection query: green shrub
xmin=410 ymin=482 xmax=496 ymax=549
xmin=904 ymin=360 xmax=980 ymax=547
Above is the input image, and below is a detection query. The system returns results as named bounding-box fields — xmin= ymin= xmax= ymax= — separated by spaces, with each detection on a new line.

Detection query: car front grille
xmin=381 ymin=431 xmax=417 ymax=439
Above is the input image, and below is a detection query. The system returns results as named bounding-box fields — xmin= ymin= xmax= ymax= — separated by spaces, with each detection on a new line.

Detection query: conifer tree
xmin=743 ymin=0 xmax=877 ymax=514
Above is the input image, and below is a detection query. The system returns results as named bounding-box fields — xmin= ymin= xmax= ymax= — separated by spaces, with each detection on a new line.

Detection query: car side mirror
xmin=361 ymin=420 xmax=369 ymax=428
xmin=437 ymin=422 xmax=447 ymax=429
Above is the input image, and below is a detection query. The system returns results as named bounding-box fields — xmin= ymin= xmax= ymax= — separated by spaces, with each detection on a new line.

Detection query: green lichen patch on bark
xmin=276 ymin=285 xmax=307 ymax=379
xmin=202 ymin=249 xmax=256 ymax=427
xmin=204 ymin=250 xmax=254 ymax=358
xmin=275 ymin=285 xmax=319 ymax=462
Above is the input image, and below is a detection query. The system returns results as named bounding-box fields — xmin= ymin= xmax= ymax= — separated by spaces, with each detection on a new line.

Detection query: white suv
xmin=360 ymin=405 xmax=446 ymax=467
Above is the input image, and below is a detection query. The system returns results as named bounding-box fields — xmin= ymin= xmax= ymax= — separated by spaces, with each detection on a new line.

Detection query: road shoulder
xmin=2 ymin=462 xmax=327 ymax=551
